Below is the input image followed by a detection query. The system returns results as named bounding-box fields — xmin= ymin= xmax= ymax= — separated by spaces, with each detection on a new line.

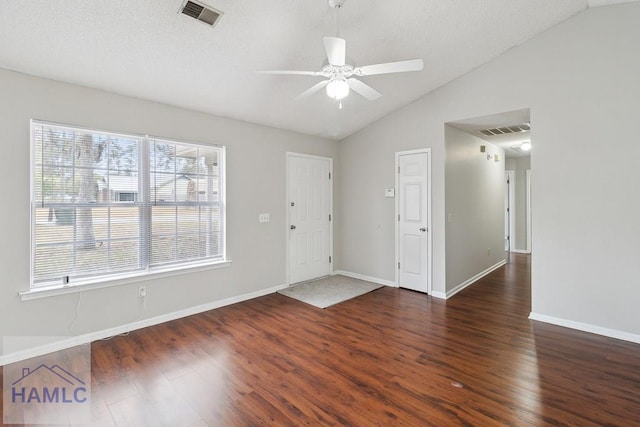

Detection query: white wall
xmin=505 ymin=156 xmax=531 ymax=252
xmin=338 ymin=3 xmax=640 ymax=339
xmin=445 ymin=126 xmax=505 ymax=292
xmin=0 ymin=68 xmax=337 ymax=358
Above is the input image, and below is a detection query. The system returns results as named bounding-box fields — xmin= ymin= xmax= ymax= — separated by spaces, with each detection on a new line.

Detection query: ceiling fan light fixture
xmin=521 ymin=141 xmax=532 ymax=151
xmin=326 ymin=78 xmax=350 ymax=100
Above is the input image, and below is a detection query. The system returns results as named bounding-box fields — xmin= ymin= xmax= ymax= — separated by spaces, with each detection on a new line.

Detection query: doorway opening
xmin=444 ymin=108 xmax=531 ymax=296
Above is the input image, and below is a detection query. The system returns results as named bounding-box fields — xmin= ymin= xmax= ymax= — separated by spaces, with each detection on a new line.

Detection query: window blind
xmin=31 ymin=121 xmax=225 ymax=288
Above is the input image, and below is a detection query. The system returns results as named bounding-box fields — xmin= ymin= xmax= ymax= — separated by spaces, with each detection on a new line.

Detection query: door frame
xmin=505 ymin=170 xmax=516 ymax=252
xmin=285 ymin=152 xmax=333 ymax=286
xmin=394 ymin=148 xmax=432 ymax=294
xmin=526 ymin=169 xmax=532 ymax=253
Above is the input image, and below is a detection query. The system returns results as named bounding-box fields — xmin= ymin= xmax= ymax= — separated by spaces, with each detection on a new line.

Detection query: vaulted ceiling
xmin=0 ymin=0 xmax=630 ymax=140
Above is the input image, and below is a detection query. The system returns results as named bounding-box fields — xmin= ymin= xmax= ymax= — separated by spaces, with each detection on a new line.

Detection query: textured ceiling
xmin=0 ymin=0 xmax=601 ymax=140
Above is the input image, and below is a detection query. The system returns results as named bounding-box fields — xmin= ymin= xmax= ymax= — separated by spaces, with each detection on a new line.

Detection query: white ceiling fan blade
xmin=256 ymin=70 xmax=322 ymax=76
xmin=348 ymin=78 xmax=382 ymax=101
xmin=358 ymin=58 xmax=424 ymax=76
xmin=323 ymin=36 xmax=346 ymax=66
xmin=296 ymin=80 xmax=329 ymax=99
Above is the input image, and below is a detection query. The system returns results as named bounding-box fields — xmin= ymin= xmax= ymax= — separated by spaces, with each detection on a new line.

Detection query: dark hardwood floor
xmin=2 ymin=253 xmax=639 ymax=425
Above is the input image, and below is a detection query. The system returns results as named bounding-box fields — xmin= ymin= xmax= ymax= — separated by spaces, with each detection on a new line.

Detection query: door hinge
xmin=329 ymin=214 xmax=332 ymax=221
xmin=329 ymin=256 xmax=332 ymax=263
xmin=398 ymin=166 xmax=400 ymax=173
xmin=329 ymin=172 xmax=332 ymax=180
xmin=398 ymin=262 xmax=400 ymax=269
xmin=398 ymin=214 xmax=400 ymax=222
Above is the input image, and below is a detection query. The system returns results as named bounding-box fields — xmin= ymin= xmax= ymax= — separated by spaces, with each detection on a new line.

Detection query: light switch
xmin=259 ymin=213 xmax=270 ymax=223
xmin=447 ymin=213 xmax=453 ymax=223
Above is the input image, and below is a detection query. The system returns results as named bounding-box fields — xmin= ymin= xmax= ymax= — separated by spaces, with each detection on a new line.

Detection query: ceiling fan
xmin=257 ymin=0 xmax=424 ymax=105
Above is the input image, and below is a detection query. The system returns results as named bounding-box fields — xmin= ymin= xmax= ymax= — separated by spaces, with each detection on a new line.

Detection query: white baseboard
xmin=528 ymin=312 xmax=640 ymax=344
xmin=0 ymin=283 xmax=288 ymax=366
xmin=510 ymin=249 xmax=531 ymax=254
xmin=445 ymin=260 xmax=507 ymax=299
xmin=430 ymin=291 xmax=447 ymax=300
xmin=332 ymin=270 xmax=395 ymax=287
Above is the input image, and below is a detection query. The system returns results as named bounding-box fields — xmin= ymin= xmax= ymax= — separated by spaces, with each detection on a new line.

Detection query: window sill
xmin=19 ymin=259 xmax=232 ymax=301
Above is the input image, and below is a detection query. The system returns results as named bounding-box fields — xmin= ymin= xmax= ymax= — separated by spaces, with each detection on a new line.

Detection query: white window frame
xmin=23 ymin=120 xmax=229 ymax=300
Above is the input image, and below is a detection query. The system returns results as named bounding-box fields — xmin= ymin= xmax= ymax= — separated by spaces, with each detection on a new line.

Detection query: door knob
xmin=290 ymin=225 xmax=296 ymax=230
xmin=419 ymin=227 xmax=426 ymax=232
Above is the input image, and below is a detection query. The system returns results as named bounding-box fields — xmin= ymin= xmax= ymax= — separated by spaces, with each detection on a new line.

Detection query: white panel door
xmin=398 ymin=152 xmax=430 ymax=293
xmin=288 ymin=154 xmax=331 ymax=284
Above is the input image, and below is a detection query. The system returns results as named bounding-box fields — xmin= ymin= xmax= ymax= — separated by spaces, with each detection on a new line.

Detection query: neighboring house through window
xmin=117 ymin=192 xmax=137 ymax=202
xmin=31 ymin=120 xmax=226 ymax=289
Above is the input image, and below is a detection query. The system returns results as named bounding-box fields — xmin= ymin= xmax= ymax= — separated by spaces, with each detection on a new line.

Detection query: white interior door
xmin=397 ymin=150 xmax=430 ymax=293
xmin=287 ymin=154 xmax=332 ymax=284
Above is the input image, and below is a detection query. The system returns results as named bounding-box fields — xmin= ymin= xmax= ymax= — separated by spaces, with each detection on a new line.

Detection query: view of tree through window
xmin=31 ymin=121 xmax=225 ymax=288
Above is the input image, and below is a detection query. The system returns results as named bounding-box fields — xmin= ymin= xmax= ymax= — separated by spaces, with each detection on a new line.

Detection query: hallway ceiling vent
xmin=479 ymin=123 xmax=530 ymax=137
xmin=180 ymin=0 xmax=223 ymax=27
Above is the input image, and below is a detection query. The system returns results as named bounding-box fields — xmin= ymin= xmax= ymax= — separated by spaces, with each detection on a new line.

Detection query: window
xmin=117 ymin=192 xmax=137 ymax=202
xmin=31 ymin=120 xmax=226 ymax=289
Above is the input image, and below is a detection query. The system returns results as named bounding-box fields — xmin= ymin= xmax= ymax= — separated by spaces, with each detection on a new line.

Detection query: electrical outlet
xmin=138 ymin=286 xmax=146 ymax=298
xmin=259 ymin=213 xmax=270 ymax=223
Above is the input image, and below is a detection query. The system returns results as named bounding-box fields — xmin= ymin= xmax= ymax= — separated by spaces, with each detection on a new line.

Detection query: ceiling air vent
xmin=479 ymin=123 xmax=530 ymax=137
xmin=180 ymin=0 xmax=223 ymax=27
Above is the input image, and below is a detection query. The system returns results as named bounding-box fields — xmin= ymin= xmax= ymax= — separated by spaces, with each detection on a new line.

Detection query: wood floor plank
xmin=2 ymin=254 xmax=639 ymax=426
